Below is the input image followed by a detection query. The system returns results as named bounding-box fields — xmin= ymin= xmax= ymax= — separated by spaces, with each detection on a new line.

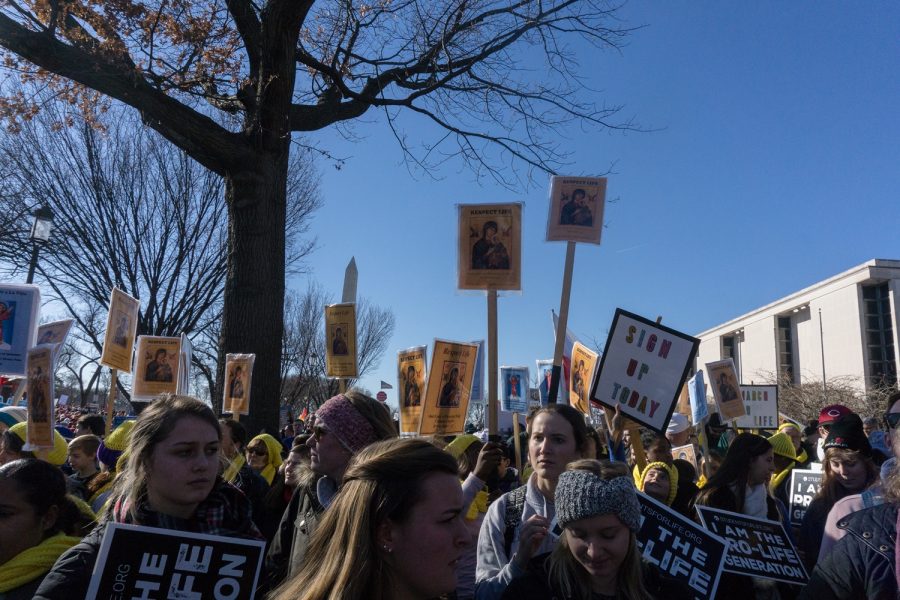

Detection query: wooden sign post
xmin=105 ymin=369 xmax=117 ymax=437
xmin=487 ymin=289 xmax=499 ymax=434
xmin=549 ymin=241 xmax=576 ymax=404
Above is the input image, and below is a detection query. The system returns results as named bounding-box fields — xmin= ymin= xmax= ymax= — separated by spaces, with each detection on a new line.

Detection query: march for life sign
xmin=636 ymin=492 xmax=727 ymax=600
xmin=86 ymin=523 xmax=266 ymax=600
xmin=733 ymin=385 xmax=779 ymax=429
xmin=789 ymin=469 xmax=824 ymax=525
xmin=696 ymin=506 xmax=808 ymax=586
xmin=590 ymin=309 xmax=700 ymax=434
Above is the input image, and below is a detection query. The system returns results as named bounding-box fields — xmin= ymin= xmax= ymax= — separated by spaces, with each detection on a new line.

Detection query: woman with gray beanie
xmin=501 ymin=459 xmax=691 ymax=600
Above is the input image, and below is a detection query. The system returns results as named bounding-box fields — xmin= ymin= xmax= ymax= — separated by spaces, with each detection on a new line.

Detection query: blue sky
xmin=294 ymin=2 xmax=900 ymax=410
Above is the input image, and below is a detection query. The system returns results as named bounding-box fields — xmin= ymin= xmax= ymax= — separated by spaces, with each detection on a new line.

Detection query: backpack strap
xmin=503 ymin=485 xmax=528 ymax=559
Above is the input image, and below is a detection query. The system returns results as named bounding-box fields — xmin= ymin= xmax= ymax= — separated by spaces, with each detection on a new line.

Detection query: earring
xmin=382 ymin=544 xmax=393 ymax=553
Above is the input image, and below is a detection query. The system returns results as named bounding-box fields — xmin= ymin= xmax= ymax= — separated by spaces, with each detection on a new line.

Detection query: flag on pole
xmin=299 ymin=407 xmax=309 ymax=422
xmin=551 ymin=310 xmax=578 ymax=405
xmin=380 ymin=381 xmax=393 ymax=390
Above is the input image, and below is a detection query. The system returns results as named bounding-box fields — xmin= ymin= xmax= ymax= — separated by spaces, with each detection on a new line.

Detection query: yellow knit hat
xmin=8 ymin=422 xmax=69 ymax=467
xmin=777 ymin=421 xmax=800 ymax=434
xmin=445 ymin=434 xmax=481 ymax=460
xmin=639 ymin=461 xmax=679 ymax=506
xmin=767 ymin=432 xmax=797 ymax=461
xmin=96 ymin=420 xmax=135 ymax=470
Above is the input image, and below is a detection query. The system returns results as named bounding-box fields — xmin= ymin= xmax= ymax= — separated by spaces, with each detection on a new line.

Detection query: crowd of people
xmin=1 ymin=388 xmax=899 ymax=599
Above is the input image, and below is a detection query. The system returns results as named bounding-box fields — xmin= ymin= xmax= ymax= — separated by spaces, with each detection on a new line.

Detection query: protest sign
xmin=546 ymin=176 xmax=607 ymax=244
xmin=324 ymin=302 xmax=357 ymax=378
xmin=470 ymin=340 xmax=485 ymax=403
xmin=705 ymin=359 xmax=746 ymax=422
xmin=132 ymin=336 xmax=182 ymax=400
xmin=100 ymin=288 xmax=140 ymax=373
xmin=528 ymin=388 xmax=542 ymax=410
xmin=86 ymin=522 xmax=266 ymax=600
xmin=570 ymin=342 xmax=598 ymax=415
xmin=419 ymin=339 xmax=478 ymax=435
xmin=688 ymin=370 xmax=708 ymax=425
xmin=536 ymin=359 xmax=553 ymax=405
xmin=25 ymin=345 xmax=54 ymax=449
xmin=788 ymin=469 xmax=824 ymax=525
xmin=696 ymin=505 xmax=808 ymax=585
xmin=36 ymin=318 xmax=74 ymax=360
xmin=457 ymin=203 xmax=522 ymax=291
xmin=223 ymin=354 xmax=255 ymax=416
xmin=637 ymin=492 xmax=726 ymax=600
xmin=734 ymin=385 xmax=778 ymax=429
xmin=397 ymin=346 xmax=427 ymax=435
xmin=672 ymin=444 xmax=698 ymax=472
xmin=500 ymin=366 xmax=529 ymax=413
xmin=589 ymin=309 xmax=699 ymax=434
xmin=0 ymin=283 xmax=40 ymax=376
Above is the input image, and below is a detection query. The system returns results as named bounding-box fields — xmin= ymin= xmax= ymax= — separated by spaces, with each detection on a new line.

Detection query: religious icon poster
xmin=397 ymin=346 xmax=427 ymax=435
xmin=0 ymin=283 xmax=40 ymax=377
xmin=223 ymin=353 xmax=255 ymax=416
xmin=500 ymin=366 xmax=529 ymax=413
xmin=100 ymin=288 xmax=140 ymax=373
xmin=26 ymin=346 xmax=54 ymax=449
xmin=570 ymin=342 xmax=599 ymax=416
xmin=546 ymin=176 xmax=607 ymax=244
xmin=325 ymin=303 xmax=358 ymax=378
xmin=536 ymin=359 xmax=554 ymax=406
xmin=419 ymin=339 xmax=478 ymax=436
xmin=457 ymin=203 xmax=522 ymax=290
xmin=131 ymin=336 xmax=181 ymax=400
xmin=36 ymin=319 xmax=75 ymax=359
xmin=706 ymin=358 xmax=746 ymax=422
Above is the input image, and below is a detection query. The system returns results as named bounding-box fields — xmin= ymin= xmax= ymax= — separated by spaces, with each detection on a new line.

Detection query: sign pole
xmin=487 ymin=289 xmax=499 ymax=435
xmin=512 ymin=413 xmax=523 ymax=483
xmin=549 ymin=241 xmax=576 ymax=404
xmin=105 ymin=369 xmax=117 ymax=437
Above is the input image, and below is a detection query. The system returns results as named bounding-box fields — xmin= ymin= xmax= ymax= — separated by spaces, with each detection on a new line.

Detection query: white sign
xmin=590 ymin=309 xmax=700 ymax=434
xmin=733 ymin=385 xmax=779 ymax=429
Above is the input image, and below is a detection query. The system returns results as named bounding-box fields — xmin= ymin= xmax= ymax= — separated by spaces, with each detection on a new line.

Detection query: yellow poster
xmin=100 ymin=288 xmax=140 ymax=373
xmin=458 ymin=203 xmax=522 ymax=290
xmin=325 ymin=303 xmax=358 ymax=378
xmin=706 ymin=358 xmax=746 ymax=422
xmin=223 ymin=354 xmax=255 ymax=415
xmin=419 ymin=339 xmax=478 ymax=436
xmin=26 ymin=346 xmax=54 ymax=449
xmin=570 ymin=342 xmax=599 ymax=416
xmin=132 ymin=336 xmax=181 ymax=400
xmin=546 ymin=176 xmax=607 ymax=244
xmin=397 ymin=346 xmax=427 ymax=435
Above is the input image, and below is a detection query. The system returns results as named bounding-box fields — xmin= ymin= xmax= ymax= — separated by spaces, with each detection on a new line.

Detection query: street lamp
xmin=26 ymin=206 xmax=54 ymax=284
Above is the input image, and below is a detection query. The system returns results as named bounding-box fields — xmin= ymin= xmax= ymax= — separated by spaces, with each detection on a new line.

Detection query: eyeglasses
xmin=884 ymin=413 xmax=900 ymax=430
xmin=246 ymin=447 xmax=268 ymax=457
xmin=312 ymin=426 xmax=328 ymax=441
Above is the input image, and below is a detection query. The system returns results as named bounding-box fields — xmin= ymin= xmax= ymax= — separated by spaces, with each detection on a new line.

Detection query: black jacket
xmin=800 ymin=502 xmax=898 ymax=600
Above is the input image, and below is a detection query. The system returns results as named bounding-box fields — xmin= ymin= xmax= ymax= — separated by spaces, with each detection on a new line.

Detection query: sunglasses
xmin=246 ymin=447 xmax=268 ymax=457
xmin=312 ymin=426 xmax=328 ymax=441
xmin=885 ymin=413 xmax=900 ymax=430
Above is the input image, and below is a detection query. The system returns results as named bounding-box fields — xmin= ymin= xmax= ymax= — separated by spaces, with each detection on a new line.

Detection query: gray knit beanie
xmin=555 ymin=470 xmax=641 ymax=532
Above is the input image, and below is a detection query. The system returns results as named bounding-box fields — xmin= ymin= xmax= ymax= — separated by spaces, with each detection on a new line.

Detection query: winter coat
xmin=800 ymin=502 xmax=899 ymax=600
xmin=500 ymin=552 xmax=694 ymax=600
xmin=264 ymin=475 xmax=325 ymax=590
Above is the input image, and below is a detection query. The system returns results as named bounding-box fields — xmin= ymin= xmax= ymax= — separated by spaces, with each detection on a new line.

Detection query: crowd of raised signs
xmin=1 ymin=389 xmax=899 ymax=600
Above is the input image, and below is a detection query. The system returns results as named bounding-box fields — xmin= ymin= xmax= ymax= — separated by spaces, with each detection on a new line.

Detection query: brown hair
xmin=344 ymin=389 xmax=398 ymax=441
xmin=816 ymin=447 xmax=878 ymax=505
xmin=527 ymin=404 xmax=589 ymax=451
xmin=68 ymin=434 xmax=101 ymax=457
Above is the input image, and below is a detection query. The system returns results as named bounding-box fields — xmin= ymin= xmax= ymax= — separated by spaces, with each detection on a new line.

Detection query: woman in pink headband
xmin=266 ymin=391 xmax=397 ymax=588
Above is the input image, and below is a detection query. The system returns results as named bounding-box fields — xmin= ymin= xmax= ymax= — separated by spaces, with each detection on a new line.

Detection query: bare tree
xmin=0 ymin=104 xmax=320 ymax=403
xmin=757 ymin=370 xmax=898 ymax=422
xmin=0 ymin=0 xmax=635 ymax=434
xmin=281 ymin=282 xmax=396 ymax=416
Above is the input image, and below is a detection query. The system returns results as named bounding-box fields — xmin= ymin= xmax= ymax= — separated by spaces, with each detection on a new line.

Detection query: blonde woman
xmin=34 ymin=395 xmax=262 ymax=599
xmin=272 ymin=437 xmax=470 ymax=600
xmin=501 ymin=460 xmax=691 ymax=600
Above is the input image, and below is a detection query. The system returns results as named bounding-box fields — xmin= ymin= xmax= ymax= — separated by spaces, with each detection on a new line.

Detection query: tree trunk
xmin=218 ymin=147 xmax=288 ymax=435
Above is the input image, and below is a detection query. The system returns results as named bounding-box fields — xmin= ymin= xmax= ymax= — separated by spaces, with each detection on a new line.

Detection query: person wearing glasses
xmin=265 ymin=390 xmax=397 ymax=589
xmin=802 ymin=389 xmax=900 ymax=599
xmin=245 ymin=433 xmax=284 ymax=487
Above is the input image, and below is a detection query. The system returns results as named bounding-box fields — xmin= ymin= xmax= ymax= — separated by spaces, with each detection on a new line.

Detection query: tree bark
xmin=218 ymin=145 xmax=289 ymax=435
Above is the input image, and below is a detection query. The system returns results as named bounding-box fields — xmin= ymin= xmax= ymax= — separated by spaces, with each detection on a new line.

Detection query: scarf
xmin=769 ymin=465 xmax=793 ymax=496
xmin=466 ymin=487 xmax=489 ymax=521
xmin=223 ymin=453 xmax=246 ymax=484
xmin=0 ymin=533 xmax=81 ymax=592
xmin=111 ymin=479 xmax=264 ymax=540
xmin=742 ymin=483 xmax=769 ymax=519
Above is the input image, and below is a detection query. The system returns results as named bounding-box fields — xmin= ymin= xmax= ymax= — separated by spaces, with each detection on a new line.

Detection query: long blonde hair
xmin=104 ymin=394 xmax=221 ymax=521
xmin=547 ymin=459 xmax=653 ymax=600
xmin=272 ymin=437 xmax=458 ymax=600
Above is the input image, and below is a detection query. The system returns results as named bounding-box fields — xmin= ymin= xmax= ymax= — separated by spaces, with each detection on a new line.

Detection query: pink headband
xmin=315 ymin=394 xmax=378 ymax=454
